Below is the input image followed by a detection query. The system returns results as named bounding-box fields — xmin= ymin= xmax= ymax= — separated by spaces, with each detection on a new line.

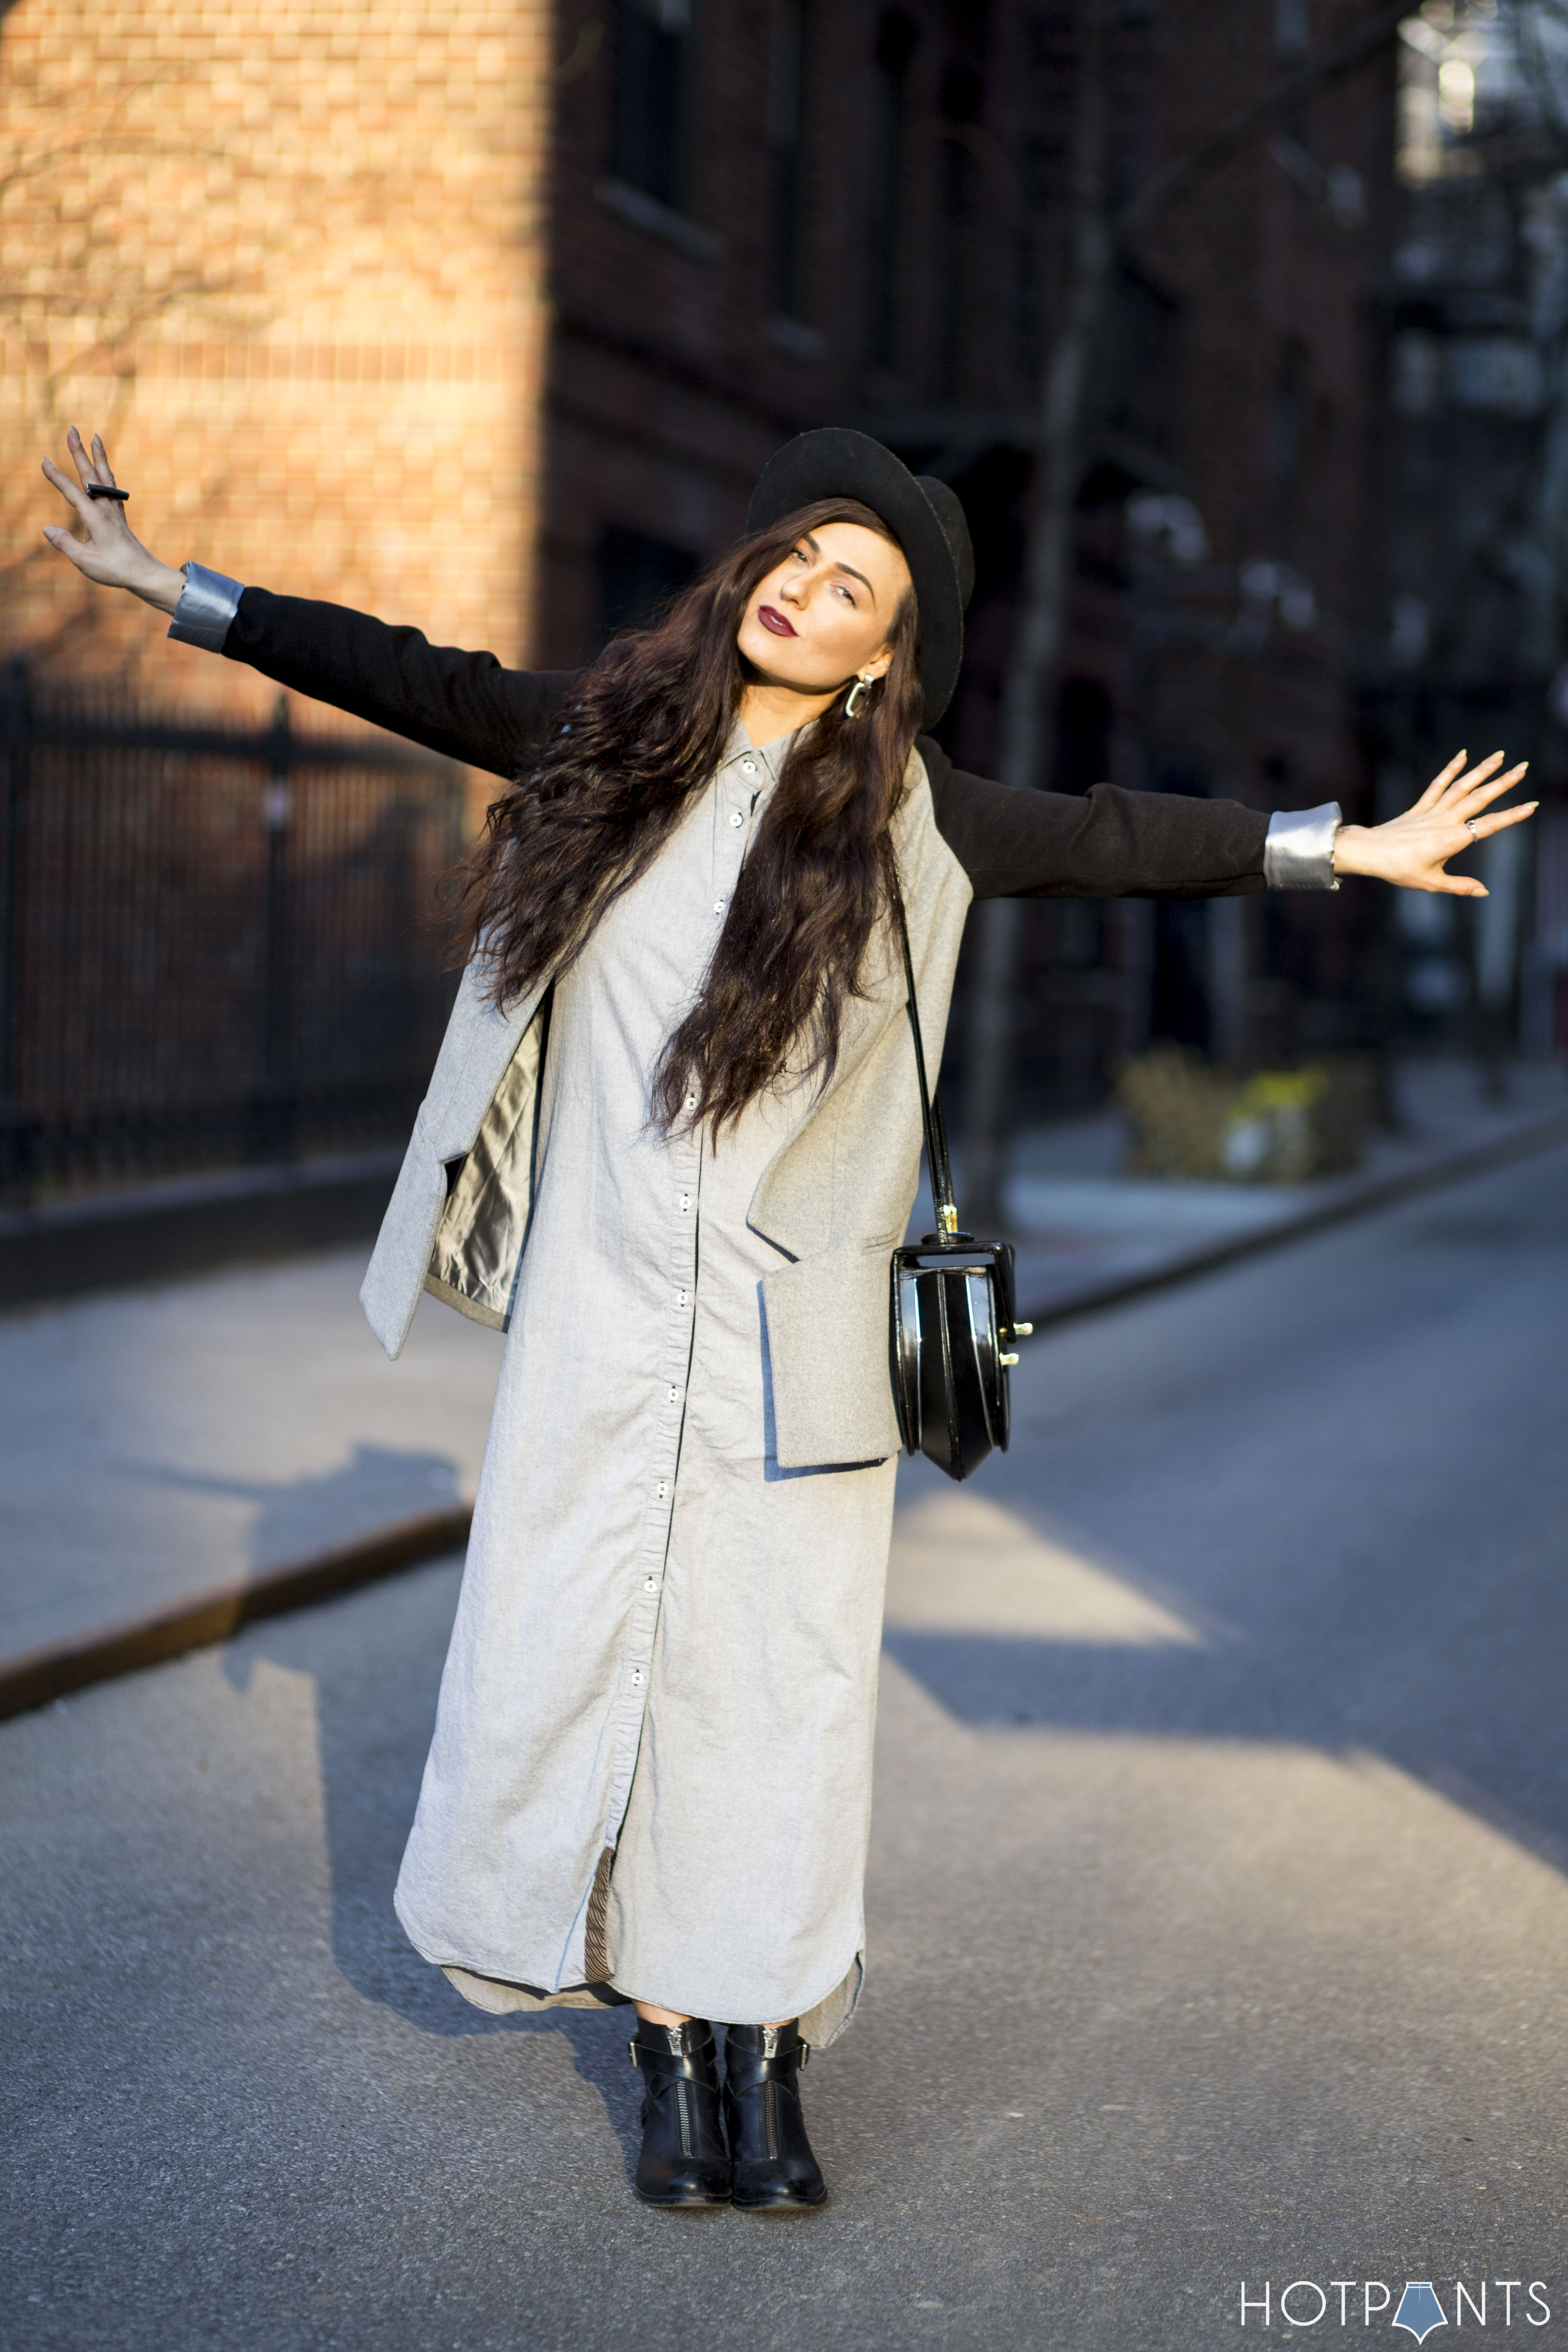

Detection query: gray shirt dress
xmin=398 ymin=725 xmax=895 ymax=2046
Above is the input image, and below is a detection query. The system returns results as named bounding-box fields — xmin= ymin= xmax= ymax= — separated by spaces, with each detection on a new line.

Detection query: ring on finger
xmin=1465 ymin=818 xmax=1480 ymax=842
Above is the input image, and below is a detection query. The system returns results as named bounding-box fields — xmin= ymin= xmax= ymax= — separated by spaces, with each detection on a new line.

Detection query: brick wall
xmin=0 ymin=0 xmax=552 ymax=723
xmin=538 ymin=0 xmax=1063 ymax=668
xmin=539 ymin=0 xmax=846 ymax=665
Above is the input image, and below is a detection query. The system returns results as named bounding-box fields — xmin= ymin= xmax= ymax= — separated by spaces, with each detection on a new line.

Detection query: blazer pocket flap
xmin=761 ymin=1243 xmax=900 ymax=1470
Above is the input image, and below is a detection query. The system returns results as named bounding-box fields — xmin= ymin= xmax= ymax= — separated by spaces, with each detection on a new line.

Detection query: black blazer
xmin=221 ymin=587 xmax=1270 ymax=903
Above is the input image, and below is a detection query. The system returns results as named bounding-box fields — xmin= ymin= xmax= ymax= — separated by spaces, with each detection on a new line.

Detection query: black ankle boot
xmin=628 ymin=2018 xmax=730 ymax=2208
xmin=723 ymin=2022 xmax=827 ymax=2211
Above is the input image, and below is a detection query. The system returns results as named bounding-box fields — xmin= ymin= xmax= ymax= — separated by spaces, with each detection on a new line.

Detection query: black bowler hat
xmin=745 ymin=427 xmax=974 ymax=727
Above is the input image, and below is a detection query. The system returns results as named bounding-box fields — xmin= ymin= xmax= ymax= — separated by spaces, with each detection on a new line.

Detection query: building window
xmin=1054 ymin=676 xmax=1113 ymax=797
xmin=596 ymin=524 xmax=699 ymax=647
xmin=1102 ymin=267 xmax=1182 ymax=458
xmin=1268 ymin=340 xmax=1307 ymax=558
xmin=769 ymin=0 xmax=810 ymax=319
xmin=1277 ymin=0 xmax=1310 ymax=146
xmin=868 ymin=10 xmax=919 ymax=371
xmin=937 ymin=61 xmax=983 ymax=401
xmin=611 ymin=0 xmax=696 ymax=216
xmin=1277 ymin=0 xmax=1310 ymax=58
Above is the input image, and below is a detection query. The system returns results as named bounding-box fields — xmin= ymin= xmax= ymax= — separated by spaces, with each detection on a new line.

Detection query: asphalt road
xmin=6 ymin=1142 xmax=1568 ymax=2352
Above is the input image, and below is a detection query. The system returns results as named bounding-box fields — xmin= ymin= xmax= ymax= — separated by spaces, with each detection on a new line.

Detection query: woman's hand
xmin=1334 ymin=750 xmax=1536 ymax=897
xmin=40 ymin=428 xmax=185 ymax=616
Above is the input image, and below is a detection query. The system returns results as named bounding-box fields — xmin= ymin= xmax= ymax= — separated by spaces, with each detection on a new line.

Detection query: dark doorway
xmin=610 ymin=0 xmax=697 ymax=215
xmin=1054 ymin=676 xmax=1113 ymax=795
xmin=595 ymin=525 xmax=700 ymax=648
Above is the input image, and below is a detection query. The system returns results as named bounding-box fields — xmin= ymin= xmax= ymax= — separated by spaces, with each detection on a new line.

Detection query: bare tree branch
xmin=1121 ymin=0 xmax=1412 ymax=241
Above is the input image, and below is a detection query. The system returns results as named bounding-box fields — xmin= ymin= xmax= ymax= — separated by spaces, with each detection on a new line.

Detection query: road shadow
xmin=121 ymin=1440 xmax=464 ymax=1564
xmin=875 ymin=1158 xmax=1568 ymax=1878
xmin=227 ymin=1508 xmax=641 ymax=2162
xmin=882 ymin=1421 xmax=1568 ymax=1879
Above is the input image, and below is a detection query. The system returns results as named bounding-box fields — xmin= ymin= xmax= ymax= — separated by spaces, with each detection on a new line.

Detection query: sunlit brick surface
xmin=0 ymin=0 xmax=551 ymax=719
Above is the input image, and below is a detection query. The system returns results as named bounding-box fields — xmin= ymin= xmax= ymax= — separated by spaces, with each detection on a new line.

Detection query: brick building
xmin=1 ymin=0 xmax=1401 ymax=1108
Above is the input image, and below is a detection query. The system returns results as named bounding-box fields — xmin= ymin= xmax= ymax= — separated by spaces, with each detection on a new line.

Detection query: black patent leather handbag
xmin=890 ymin=890 xmax=1032 ymax=1481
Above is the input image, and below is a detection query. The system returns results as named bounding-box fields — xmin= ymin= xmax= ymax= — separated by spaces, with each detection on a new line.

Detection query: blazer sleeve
xmin=220 ymin=586 xmax=581 ymax=777
xmin=919 ymin=735 xmax=1270 ymax=901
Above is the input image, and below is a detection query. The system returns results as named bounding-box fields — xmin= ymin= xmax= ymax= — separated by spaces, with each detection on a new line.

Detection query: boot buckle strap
xmin=630 ymin=2039 xmax=716 ymax=2095
xmin=747 ymin=2037 xmax=809 ymax=2069
xmin=739 ymin=2027 xmax=809 ymax=2066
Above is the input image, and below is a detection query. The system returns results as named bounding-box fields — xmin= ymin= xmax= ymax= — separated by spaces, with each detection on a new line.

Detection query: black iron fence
xmin=0 ymin=660 xmax=466 ymax=1203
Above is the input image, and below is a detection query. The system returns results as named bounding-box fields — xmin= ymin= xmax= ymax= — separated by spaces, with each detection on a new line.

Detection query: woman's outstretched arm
xmin=920 ymin=737 xmax=1535 ymax=901
xmin=40 ymin=428 xmax=576 ymax=776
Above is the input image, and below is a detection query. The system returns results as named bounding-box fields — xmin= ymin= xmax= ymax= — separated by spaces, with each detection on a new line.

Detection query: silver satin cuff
xmin=1264 ymin=802 xmax=1341 ymax=891
xmin=166 ymin=561 xmax=243 ymax=652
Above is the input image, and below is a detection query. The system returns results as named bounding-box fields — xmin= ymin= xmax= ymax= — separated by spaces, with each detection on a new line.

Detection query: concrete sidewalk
xmin=0 ymin=1256 xmax=503 ymax=1669
xmin=3 ymin=1056 xmax=1563 ymax=1688
xmin=999 ymin=1056 xmax=1568 ymax=1319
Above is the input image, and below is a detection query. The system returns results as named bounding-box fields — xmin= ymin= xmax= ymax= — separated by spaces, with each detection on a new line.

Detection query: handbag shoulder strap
xmin=892 ymin=878 xmax=960 ymax=1242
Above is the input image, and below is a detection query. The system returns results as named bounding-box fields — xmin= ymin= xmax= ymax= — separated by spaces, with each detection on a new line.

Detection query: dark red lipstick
xmin=757 ymin=604 xmax=797 ymax=637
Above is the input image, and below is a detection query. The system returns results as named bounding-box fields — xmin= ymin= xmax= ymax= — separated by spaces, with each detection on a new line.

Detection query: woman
xmin=42 ymin=423 xmax=1533 ymax=2212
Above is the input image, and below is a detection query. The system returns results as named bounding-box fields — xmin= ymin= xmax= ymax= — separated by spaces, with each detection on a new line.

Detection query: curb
xmin=0 ymin=1150 xmax=404 ymax=1313
xmin=0 ymin=1506 xmax=472 ymax=1724
xmin=5 ymin=1104 xmax=1566 ymax=1728
xmin=1016 ymin=1105 xmax=1568 ymax=1334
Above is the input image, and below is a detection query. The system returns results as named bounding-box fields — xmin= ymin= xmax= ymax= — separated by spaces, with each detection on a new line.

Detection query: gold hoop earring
xmin=844 ymin=673 xmax=875 ymax=719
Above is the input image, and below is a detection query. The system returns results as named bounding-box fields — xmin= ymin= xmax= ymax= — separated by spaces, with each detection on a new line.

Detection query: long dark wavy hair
xmin=452 ymin=497 xmax=923 ymax=1137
